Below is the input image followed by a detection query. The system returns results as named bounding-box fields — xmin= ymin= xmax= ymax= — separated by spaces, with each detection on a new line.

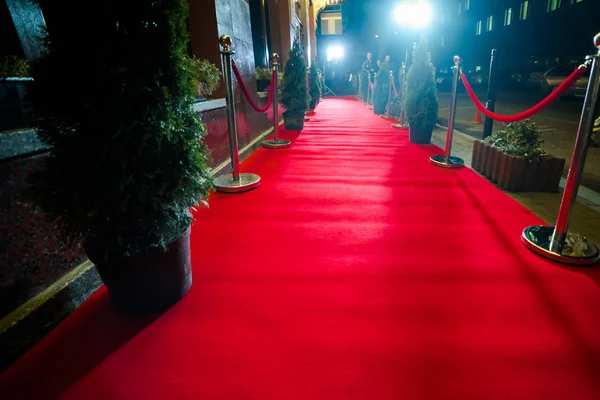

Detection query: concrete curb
xmin=436 ymin=123 xmax=600 ymax=210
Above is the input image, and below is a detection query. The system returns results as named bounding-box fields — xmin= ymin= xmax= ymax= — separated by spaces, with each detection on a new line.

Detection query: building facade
xmin=435 ymin=0 xmax=600 ymax=74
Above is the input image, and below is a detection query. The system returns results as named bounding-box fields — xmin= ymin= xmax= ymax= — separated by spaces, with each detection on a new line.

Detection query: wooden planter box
xmin=472 ymin=140 xmax=565 ymax=192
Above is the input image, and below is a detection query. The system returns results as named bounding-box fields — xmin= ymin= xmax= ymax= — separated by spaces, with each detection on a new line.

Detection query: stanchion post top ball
xmin=219 ymin=35 xmax=233 ymax=52
xmin=595 ymin=33 xmax=600 ymax=53
xmin=272 ymin=53 xmax=280 ymax=67
xmin=453 ymin=55 xmax=461 ymax=66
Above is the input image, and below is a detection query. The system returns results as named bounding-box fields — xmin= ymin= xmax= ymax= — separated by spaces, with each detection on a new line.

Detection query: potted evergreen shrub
xmin=281 ymin=41 xmax=309 ymax=130
xmin=472 ymin=120 xmax=565 ymax=192
xmin=404 ymin=38 xmax=439 ymax=144
xmin=191 ymin=57 xmax=221 ymax=101
xmin=308 ymin=63 xmax=320 ymax=110
xmin=27 ymin=0 xmax=213 ymax=313
xmin=373 ymin=59 xmax=391 ymax=115
xmin=0 ymin=55 xmax=33 ymax=130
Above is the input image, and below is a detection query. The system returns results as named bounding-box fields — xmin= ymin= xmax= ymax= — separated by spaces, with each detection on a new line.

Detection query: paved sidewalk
xmin=432 ymin=126 xmax=600 ymax=245
xmin=438 ymin=92 xmax=600 ymax=193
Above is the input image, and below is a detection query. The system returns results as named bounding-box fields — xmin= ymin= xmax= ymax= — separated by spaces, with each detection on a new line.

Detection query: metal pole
xmin=392 ymin=65 xmax=406 ymax=129
xmin=222 ymin=38 xmax=240 ymax=181
xmin=521 ymin=34 xmax=600 ymax=265
xmin=483 ymin=49 xmax=498 ymax=139
xmin=273 ymin=54 xmax=279 ymax=140
xmin=263 ymin=53 xmax=291 ymax=149
xmin=367 ymin=72 xmax=373 ymax=108
xmin=382 ymin=70 xmax=393 ymax=119
xmin=444 ymin=57 xmax=460 ymax=159
xmin=260 ymin=0 xmax=270 ymax=67
xmin=430 ymin=56 xmax=465 ymax=169
xmin=213 ymin=35 xmax=261 ymax=193
xmin=369 ymin=72 xmax=377 ymax=110
xmin=391 ymin=37 xmax=411 ymax=129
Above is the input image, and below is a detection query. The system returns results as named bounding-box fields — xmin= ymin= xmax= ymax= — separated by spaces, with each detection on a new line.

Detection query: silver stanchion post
xmin=213 ymin=35 xmax=261 ymax=193
xmin=392 ymin=65 xmax=407 ymax=129
xmin=381 ymin=70 xmax=394 ymax=120
xmin=369 ymin=74 xmax=375 ymax=110
xmin=522 ymin=34 xmax=600 ymax=266
xmin=263 ymin=53 xmax=291 ymax=149
xmin=430 ymin=56 xmax=465 ymax=169
xmin=367 ymin=72 xmax=373 ymax=108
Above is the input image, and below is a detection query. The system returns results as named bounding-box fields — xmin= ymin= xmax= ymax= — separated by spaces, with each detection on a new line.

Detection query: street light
xmin=393 ymin=1 xmax=432 ymax=28
xmin=327 ymin=46 xmax=344 ymax=62
xmin=392 ymin=1 xmax=432 ymax=128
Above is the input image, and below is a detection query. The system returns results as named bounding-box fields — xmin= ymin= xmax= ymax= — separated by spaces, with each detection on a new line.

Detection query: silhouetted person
xmin=360 ymin=52 xmax=375 ymax=103
xmin=374 ymin=56 xmax=392 ymax=115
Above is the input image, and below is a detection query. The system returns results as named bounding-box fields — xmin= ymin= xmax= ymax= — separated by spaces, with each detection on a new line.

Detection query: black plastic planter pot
xmin=89 ymin=225 xmax=193 ymax=314
xmin=257 ymin=79 xmax=270 ymax=92
xmin=409 ymin=124 xmax=433 ymax=144
xmin=283 ymin=112 xmax=305 ymax=131
xmin=0 ymin=78 xmax=34 ymax=131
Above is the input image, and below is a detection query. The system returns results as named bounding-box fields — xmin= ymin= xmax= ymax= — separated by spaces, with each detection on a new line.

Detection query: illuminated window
xmin=321 ymin=12 xmax=342 ymax=35
xmin=476 ymin=20 xmax=482 ymax=35
xmin=504 ymin=8 xmax=512 ymax=26
xmin=570 ymin=0 xmax=583 ymax=3
xmin=458 ymin=1 xmax=462 ymax=15
xmin=547 ymin=0 xmax=561 ymax=11
xmin=465 ymin=0 xmax=470 ymax=10
xmin=440 ymin=36 xmax=445 ymax=47
xmin=476 ymin=66 xmax=482 ymax=72
xmin=486 ymin=15 xmax=493 ymax=31
xmin=519 ymin=1 xmax=529 ymax=20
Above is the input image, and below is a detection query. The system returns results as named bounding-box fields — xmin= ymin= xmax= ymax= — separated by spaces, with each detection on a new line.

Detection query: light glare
xmin=394 ymin=2 xmax=432 ymax=28
xmin=327 ymin=46 xmax=344 ymax=62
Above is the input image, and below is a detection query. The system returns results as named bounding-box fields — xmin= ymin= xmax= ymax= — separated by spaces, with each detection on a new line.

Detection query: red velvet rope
xmin=459 ymin=66 xmax=587 ymax=123
xmin=231 ymin=60 xmax=275 ymax=113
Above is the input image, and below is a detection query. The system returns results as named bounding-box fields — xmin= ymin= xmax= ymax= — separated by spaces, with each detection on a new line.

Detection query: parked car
xmin=541 ymin=64 xmax=588 ymax=99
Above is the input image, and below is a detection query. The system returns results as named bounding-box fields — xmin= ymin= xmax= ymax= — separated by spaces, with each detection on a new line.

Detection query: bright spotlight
xmin=327 ymin=46 xmax=344 ymax=62
xmin=394 ymin=1 xmax=432 ymax=28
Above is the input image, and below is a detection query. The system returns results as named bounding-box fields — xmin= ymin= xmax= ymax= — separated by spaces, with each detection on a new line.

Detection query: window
xmin=486 ymin=15 xmax=493 ymax=31
xmin=321 ymin=12 xmax=342 ymax=35
xmin=547 ymin=0 xmax=561 ymax=11
xmin=440 ymin=36 xmax=445 ymax=47
xmin=519 ymin=1 xmax=529 ymax=20
xmin=504 ymin=8 xmax=512 ymax=26
xmin=570 ymin=0 xmax=583 ymax=3
xmin=458 ymin=1 xmax=462 ymax=15
xmin=476 ymin=20 xmax=482 ymax=35
xmin=475 ymin=66 xmax=482 ymax=72
xmin=465 ymin=0 xmax=470 ymax=10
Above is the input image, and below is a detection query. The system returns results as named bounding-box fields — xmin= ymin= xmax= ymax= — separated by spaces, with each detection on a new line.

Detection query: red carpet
xmin=2 ymin=97 xmax=600 ymax=399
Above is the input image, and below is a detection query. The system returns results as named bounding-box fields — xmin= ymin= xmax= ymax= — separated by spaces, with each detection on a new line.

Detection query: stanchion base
xmin=263 ymin=139 xmax=291 ymax=149
xmin=391 ymin=123 xmax=408 ymax=130
xmin=380 ymin=115 xmax=398 ymax=121
xmin=521 ymin=226 xmax=600 ymax=266
xmin=214 ymin=173 xmax=261 ymax=193
xmin=430 ymin=154 xmax=465 ymax=169
xmin=304 ymin=116 xmax=310 ymax=121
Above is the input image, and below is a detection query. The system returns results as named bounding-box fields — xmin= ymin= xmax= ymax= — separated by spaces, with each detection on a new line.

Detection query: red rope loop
xmin=459 ymin=66 xmax=587 ymax=123
xmin=231 ymin=60 xmax=275 ymax=113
